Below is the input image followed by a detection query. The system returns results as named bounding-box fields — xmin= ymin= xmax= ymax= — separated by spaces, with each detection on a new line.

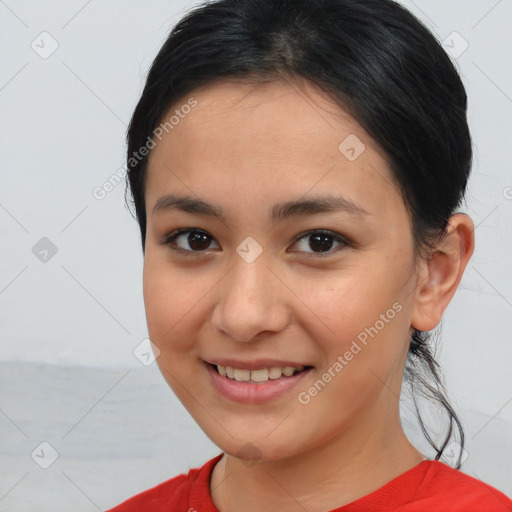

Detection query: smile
xmin=205 ymin=362 xmax=313 ymax=404
xmin=216 ymin=364 xmax=306 ymax=382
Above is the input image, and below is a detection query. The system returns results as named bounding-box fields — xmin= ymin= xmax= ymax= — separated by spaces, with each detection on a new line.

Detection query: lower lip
xmin=206 ymin=363 xmax=313 ymax=404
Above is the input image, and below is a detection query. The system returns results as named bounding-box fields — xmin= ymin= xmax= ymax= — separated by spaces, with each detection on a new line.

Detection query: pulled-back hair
xmin=125 ymin=0 xmax=471 ymax=467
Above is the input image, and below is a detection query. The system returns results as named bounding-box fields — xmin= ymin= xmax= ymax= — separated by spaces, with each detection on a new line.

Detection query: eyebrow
xmin=151 ymin=194 xmax=370 ymax=222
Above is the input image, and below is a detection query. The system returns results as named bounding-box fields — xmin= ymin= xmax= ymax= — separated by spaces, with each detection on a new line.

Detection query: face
xmin=142 ymin=78 xmax=421 ymax=461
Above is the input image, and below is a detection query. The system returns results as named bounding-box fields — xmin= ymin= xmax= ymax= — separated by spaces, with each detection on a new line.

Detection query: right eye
xmin=160 ymin=228 xmax=220 ymax=256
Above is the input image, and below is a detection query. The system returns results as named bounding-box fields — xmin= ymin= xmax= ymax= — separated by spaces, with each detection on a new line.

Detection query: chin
xmin=207 ymin=426 xmax=311 ymax=465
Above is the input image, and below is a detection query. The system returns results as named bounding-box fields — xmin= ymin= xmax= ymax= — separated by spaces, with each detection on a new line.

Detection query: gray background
xmin=0 ymin=0 xmax=511 ymax=510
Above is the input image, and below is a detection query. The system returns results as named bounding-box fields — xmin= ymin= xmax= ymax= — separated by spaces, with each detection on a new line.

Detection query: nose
xmin=210 ymin=250 xmax=290 ymax=343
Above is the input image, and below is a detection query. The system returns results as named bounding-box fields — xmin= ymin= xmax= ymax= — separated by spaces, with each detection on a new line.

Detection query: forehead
xmin=145 ymin=79 xmax=403 ymax=225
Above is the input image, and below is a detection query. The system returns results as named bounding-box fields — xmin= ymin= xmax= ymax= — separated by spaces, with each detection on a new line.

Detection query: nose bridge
xmin=230 ymin=248 xmax=271 ymax=302
xmin=212 ymin=241 xmax=289 ymax=342
xmin=229 ymin=234 xmax=272 ymax=299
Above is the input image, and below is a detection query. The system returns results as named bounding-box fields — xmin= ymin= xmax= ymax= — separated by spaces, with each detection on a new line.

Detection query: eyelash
xmin=159 ymin=228 xmax=351 ymax=258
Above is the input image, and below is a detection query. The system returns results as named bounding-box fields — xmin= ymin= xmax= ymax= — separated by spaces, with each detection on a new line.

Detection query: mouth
xmin=211 ymin=363 xmax=312 ymax=383
xmin=205 ymin=361 xmax=314 ymax=403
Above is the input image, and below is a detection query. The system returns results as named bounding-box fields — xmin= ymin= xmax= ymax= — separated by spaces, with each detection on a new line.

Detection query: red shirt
xmin=106 ymin=453 xmax=512 ymax=511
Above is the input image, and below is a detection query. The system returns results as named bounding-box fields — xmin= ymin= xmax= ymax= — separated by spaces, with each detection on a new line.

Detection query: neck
xmin=210 ymin=402 xmax=425 ymax=512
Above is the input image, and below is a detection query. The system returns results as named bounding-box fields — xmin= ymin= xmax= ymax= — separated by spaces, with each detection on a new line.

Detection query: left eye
xmin=290 ymin=230 xmax=348 ymax=255
xmin=160 ymin=229 xmax=349 ymax=256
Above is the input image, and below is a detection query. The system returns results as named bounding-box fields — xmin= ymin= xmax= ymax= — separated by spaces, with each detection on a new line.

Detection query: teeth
xmin=234 ymin=369 xmax=250 ymax=381
xmin=250 ymin=368 xmax=268 ymax=382
xmin=269 ymin=367 xmax=282 ymax=379
xmin=282 ymin=366 xmax=295 ymax=377
xmin=216 ymin=364 xmax=305 ymax=382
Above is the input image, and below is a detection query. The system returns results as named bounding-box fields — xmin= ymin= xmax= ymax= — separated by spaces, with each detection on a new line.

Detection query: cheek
xmin=294 ymin=268 xmax=412 ymax=400
xmin=295 ymin=265 xmax=405 ymax=349
xmin=143 ymin=260 xmax=207 ymax=354
xmin=294 ymin=273 xmax=409 ymax=418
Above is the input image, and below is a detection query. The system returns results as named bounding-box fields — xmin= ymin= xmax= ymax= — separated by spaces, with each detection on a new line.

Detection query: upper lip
xmin=205 ymin=359 xmax=311 ymax=370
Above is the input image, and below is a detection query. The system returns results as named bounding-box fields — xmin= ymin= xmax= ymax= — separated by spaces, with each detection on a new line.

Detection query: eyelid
xmin=159 ymin=228 xmax=219 ymax=256
xmin=290 ymin=229 xmax=350 ymax=255
xmin=160 ymin=227 xmax=351 ymax=256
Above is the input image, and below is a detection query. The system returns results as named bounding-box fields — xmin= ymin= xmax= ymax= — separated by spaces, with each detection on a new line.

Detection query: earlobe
xmin=411 ymin=213 xmax=475 ymax=332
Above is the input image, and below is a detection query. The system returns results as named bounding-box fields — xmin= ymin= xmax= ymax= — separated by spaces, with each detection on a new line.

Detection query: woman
xmin=108 ymin=0 xmax=512 ymax=510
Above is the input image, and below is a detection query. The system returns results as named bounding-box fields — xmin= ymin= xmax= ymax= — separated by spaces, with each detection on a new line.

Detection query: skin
xmin=142 ymin=78 xmax=475 ymax=511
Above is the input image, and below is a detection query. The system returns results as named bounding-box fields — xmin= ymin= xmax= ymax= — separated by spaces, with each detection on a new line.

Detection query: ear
xmin=411 ymin=213 xmax=475 ymax=332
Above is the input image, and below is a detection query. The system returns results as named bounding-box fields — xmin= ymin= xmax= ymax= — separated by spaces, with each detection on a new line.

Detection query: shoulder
xmin=412 ymin=460 xmax=512 ymax=511
xmin=105 ymin=454 xmax=223 ymax=512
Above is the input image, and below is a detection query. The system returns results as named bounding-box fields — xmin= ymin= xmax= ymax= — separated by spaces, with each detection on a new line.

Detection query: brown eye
xmin=160 ymin=229 xmax=219 ymax=254
xmin=160 ymin=228 xmax=349 ymax=257
xmin=290 ymin=230 xmax=349 ymax=256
